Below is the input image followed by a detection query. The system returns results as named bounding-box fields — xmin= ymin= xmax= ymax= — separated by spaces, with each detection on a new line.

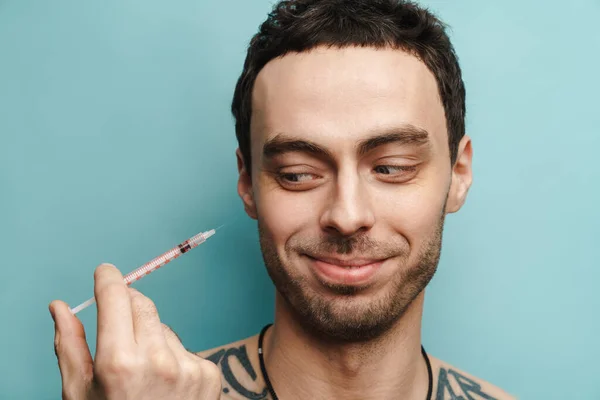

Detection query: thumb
xmin=49 ymin=300 xmax=94 ymax=399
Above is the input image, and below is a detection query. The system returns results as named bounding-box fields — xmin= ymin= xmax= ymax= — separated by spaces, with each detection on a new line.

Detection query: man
xmin=49 ymin=0 xmax=516 ymax=399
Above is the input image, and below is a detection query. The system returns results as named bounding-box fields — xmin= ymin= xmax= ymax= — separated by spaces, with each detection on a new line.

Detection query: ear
xmin=236 ymin=148 xmax=257 ymax=220
xmin=445 ymin=135 xmax=473 ymax=214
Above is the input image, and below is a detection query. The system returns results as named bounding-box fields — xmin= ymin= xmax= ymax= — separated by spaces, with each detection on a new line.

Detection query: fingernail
xmin=54 ymin=334 xmax=60 ymax=357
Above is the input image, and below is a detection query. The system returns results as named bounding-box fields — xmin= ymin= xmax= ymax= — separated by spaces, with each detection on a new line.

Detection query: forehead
xmin=250 ymin=46 xmax=448 ymax=158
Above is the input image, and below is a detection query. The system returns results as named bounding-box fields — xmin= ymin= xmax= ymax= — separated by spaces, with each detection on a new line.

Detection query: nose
xmin=319 ymin=171 xmax=375 ymax=236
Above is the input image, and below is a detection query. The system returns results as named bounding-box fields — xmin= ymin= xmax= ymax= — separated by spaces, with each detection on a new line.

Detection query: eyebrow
xmin=262 ymin=124 xmax=431 ymax=161
xmin=262 ymin=135 xmax=334 ymax=161
xmin=357 ymin=125 xmax=430 ymax=156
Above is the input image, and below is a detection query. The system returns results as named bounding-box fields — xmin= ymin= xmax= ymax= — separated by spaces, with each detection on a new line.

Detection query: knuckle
xmin=130 ymin=289 xmax=156 ymax=311
xmin=180 ymin=358 xmax=202 ymax=381
xmin=149 ymin=351 xmax=179 ymax=382
xmin=96 ymin=352 xmax=138 ymax=381
xmin=132 ymin=299 xmax=159 ymax=327
xmin=205 ymin=364 xmax=223 ymax=394
xmin=200 ymin=360 xmax=222 ymax=385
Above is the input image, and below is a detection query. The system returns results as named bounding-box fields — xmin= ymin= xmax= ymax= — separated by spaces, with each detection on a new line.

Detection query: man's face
xmin=237 ymin=46 xmax=472 ymax=341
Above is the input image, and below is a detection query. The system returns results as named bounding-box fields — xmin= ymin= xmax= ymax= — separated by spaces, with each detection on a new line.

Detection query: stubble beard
xmin=257 ymin=214 xmax=446 ymax=343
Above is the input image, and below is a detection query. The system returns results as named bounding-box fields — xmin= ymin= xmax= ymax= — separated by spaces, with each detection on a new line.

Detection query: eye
xmin=374 ymin=165 xmax=416 ymax=174
xmin=373 ymin=165 xmax=418 ymax=183
xmin=276 ymin=171 xmax=322 ymax=191
xmin=279 ymin=172 xmax=315 ymax=183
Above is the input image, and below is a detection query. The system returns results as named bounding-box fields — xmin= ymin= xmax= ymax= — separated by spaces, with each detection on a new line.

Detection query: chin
xmin=258 ymin=219 xmax=444 ymax=342
xmin=286 ymin=281 xmax=411 ymax=343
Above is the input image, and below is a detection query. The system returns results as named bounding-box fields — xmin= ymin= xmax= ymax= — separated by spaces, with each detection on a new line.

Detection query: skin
xmin=198 ymin=336 xmax=515 ymax=400
xmin=49 ymin=46 xmax=516 ymax=399
xmin=49 ymin=266 xmax=222 ymax=399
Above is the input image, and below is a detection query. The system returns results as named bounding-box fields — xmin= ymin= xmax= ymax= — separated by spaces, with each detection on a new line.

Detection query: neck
xmin=261 ymin=292 xmax=430 ymax=400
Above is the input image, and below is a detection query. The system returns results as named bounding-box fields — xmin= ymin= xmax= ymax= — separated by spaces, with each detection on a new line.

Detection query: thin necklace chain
xmin=257 ymin=324 xmax=433 ymax=400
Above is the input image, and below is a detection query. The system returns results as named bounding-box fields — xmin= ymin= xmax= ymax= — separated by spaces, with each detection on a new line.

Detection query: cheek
xmin=254 ymin=179 xmax=319 ymax=246
xmin=377 ymin=171 xmax=449 ymax=244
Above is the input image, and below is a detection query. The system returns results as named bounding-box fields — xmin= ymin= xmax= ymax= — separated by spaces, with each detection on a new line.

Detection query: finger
xmin=161 ymin=323 xmax=189 ymax=356
xmin=128 ymin=288 xmax=167 ymax=348
xmin=49 ymin=300 xmax=93 ymax=399
xmin=94 ymin=263 xmax=135 ymax=352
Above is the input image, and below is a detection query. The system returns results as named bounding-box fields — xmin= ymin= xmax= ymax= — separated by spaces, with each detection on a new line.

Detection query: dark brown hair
xmin=231 ymin=0 xmax=466 ymax=171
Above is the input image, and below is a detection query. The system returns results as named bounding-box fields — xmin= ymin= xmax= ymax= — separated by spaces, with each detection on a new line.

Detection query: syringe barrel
xmin=189 ymin=229 xmax=215 ymax=247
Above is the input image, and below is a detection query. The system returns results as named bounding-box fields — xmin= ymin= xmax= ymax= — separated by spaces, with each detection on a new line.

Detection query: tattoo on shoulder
xmin=436 ymin=368 xmax=498 ymax=400
xmin=207 ymin=345 xmax=269 ymax=399
xmin=206 ymin=348 xmax=500 ymax=400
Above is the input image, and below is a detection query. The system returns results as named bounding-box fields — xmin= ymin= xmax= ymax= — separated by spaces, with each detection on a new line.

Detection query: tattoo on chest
xmin=207 ymin=345 xmax=269 ymax=399
xmin=435 ymin=368 xmax=498 ymax=400
xmin=207 ymin=347 xmax=499 ymax=400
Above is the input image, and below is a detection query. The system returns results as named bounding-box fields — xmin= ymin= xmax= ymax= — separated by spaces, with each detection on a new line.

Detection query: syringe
xmin=69 ymin=228 xmax=217 ymax=314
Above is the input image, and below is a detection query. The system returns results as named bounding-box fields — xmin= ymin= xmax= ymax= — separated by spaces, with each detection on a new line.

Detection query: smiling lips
xmin=306 ymin=254 xmax=386 ymax=286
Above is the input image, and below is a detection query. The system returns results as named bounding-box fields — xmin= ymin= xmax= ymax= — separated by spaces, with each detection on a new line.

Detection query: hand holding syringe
xmin=70 ymin=227 xmax=217 ymax=314
xmin=50 ymin=226 xmax=224 ymax=399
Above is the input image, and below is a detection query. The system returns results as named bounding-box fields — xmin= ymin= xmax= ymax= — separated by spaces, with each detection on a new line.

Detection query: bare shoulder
xmin=192 ymin=333 xmax=517 ymax=400
xmin=429 ymin=356 xmax=517 ymax=400
xmin=195 ymin=333 xmax=269 ymax=400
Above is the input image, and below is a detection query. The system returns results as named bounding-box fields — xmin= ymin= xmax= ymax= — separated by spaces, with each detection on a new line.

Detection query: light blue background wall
xmin=1 ymin=0 xmax=598 ymax=399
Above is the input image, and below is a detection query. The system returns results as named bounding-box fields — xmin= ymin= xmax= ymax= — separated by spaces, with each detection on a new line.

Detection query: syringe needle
xmin=215 ymin=218 xmax=239 ymax=231
xmin=69 ymin=228 xmax=217 ymax=315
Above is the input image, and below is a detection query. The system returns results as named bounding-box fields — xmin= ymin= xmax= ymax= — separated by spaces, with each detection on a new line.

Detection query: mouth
xmin=304 ymin=254 xmax=387 ymax=286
